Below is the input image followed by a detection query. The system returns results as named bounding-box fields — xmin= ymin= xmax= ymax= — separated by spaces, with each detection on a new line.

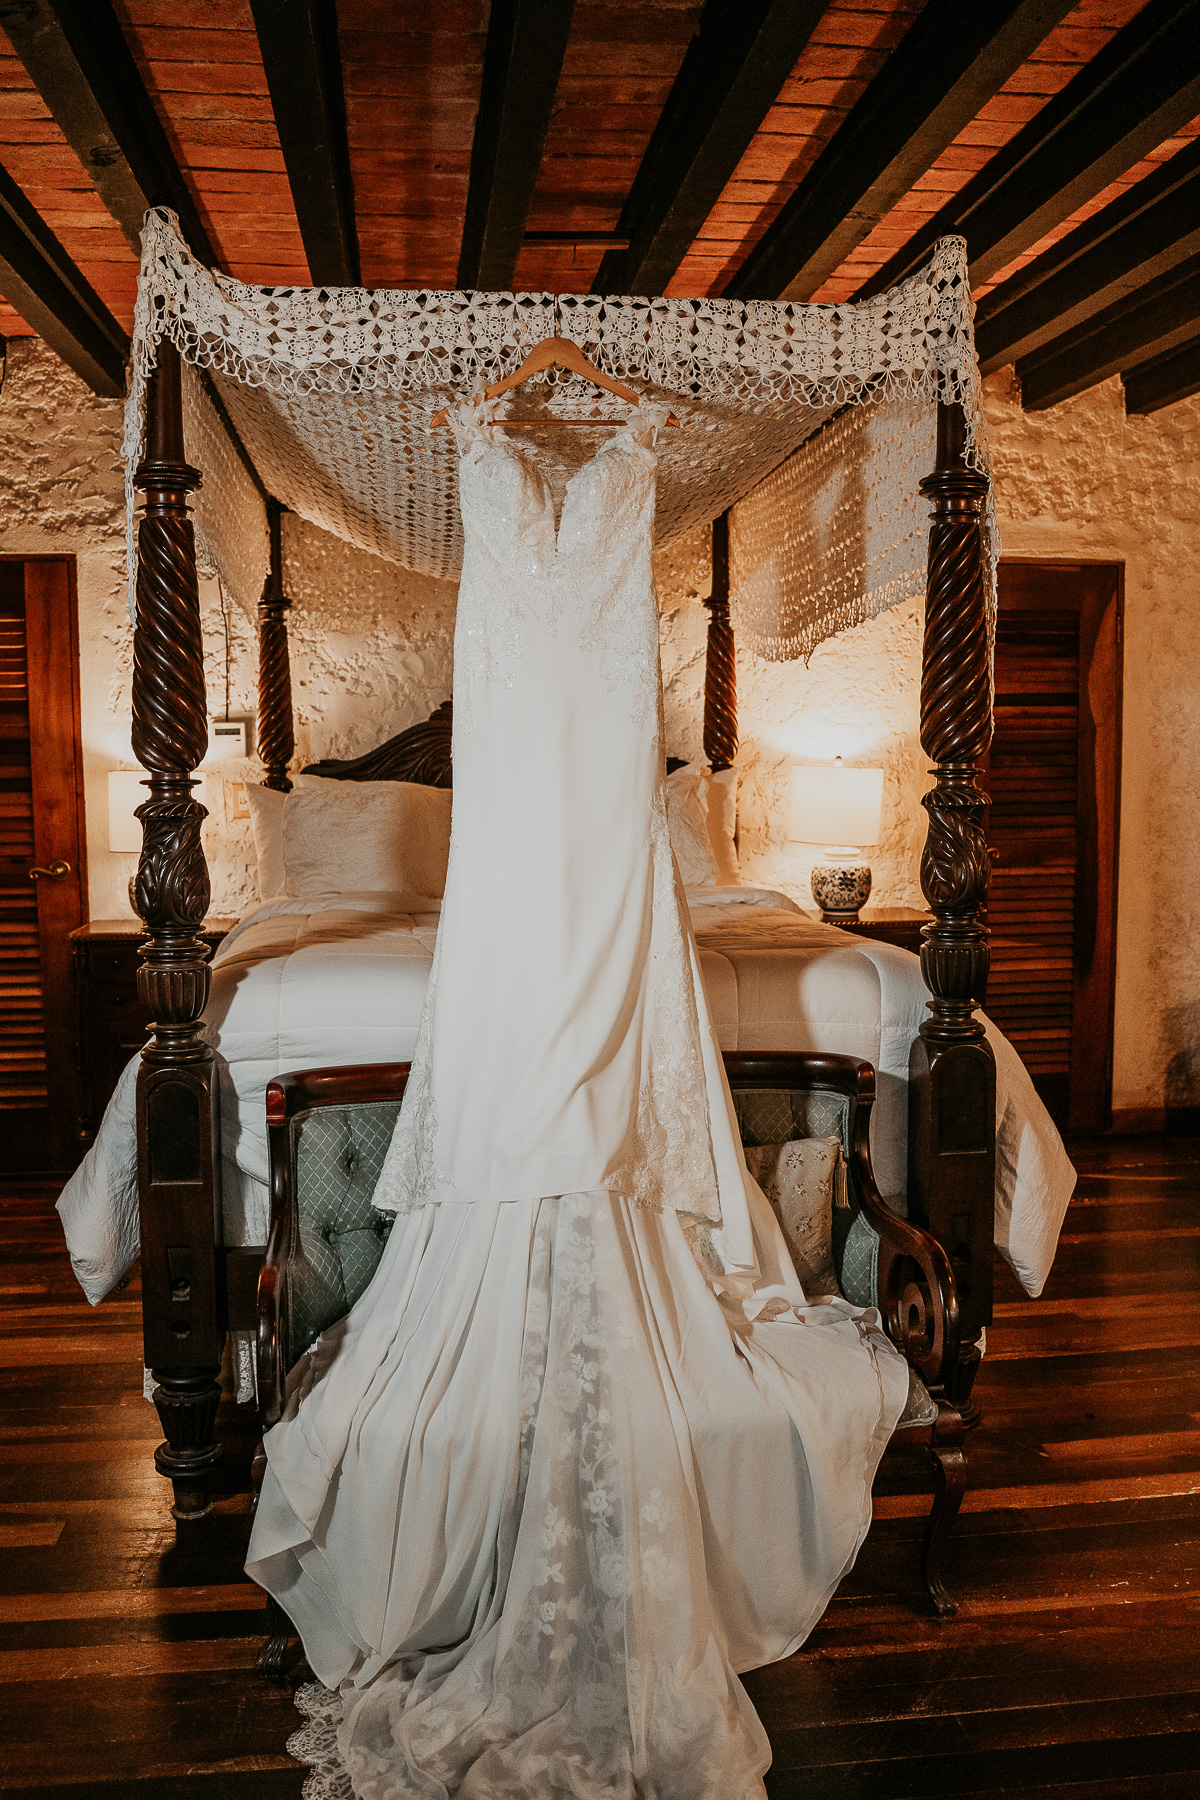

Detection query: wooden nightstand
xmin=835 ymin=907 xmax=930 ymax=955
xmin=70 ymin=917 xmax=236 ymax=1144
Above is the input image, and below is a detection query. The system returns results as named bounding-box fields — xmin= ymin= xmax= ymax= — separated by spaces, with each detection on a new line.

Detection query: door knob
xmin=29 ymin=860 xmax=71 ymax=881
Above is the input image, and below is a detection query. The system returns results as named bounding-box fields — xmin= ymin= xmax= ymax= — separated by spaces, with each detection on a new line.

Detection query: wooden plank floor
xmin=3 ymin=1138 xmax=1199 ymax=1797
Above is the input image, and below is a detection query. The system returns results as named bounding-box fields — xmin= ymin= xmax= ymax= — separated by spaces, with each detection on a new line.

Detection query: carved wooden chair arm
xmin=855 ymin=1171 xmax=961 ymax=1392
xmin=257 ymin=1076 xmax=295 ymax=1431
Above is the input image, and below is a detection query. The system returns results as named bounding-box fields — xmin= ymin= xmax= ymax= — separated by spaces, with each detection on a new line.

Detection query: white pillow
xmin=665 ymin=767 xmax=719 ymax=886
xmin=706 ymin=766 xmax=740 ymax=884
xmin=744 ymin=1138 xmax=844 ymax=1299
xmin=282 ymin=779 xmax=452 ymax=899
xmin=245 ymin=783 xmax=287 ymax=900
xmin=665 ymin=764 xmax=740 ymax=888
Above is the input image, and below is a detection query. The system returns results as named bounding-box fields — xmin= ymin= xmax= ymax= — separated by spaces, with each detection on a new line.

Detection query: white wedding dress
xmin=246 ymin=398 xmax=909 ymax=1800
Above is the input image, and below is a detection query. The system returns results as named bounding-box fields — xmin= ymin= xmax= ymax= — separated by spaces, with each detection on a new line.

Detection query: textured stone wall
xmin=4 ymin=335 xmax=1197 ymax=1112
xmin=984 ymin=369 xmax=1200 ymax=1118
xmin=657 ymin=521 xmax=926 ymax=910
xmin=1 ymin=338 xmax=132 ymax=920
xmin=0 ymin=338 xmax=459 ymax=921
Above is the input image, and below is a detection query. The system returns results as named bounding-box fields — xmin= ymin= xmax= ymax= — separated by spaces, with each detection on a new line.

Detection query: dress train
xmin=249 ymin=1183 xmax=906 ymax=1798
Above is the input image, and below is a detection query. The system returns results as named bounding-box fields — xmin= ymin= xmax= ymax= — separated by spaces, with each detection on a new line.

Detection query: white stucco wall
xmin=1 ymin=338 xmax=132 ymax=921
xmin=3 ymin=336 xmax=1197 ymax=1113
xmin=984 ymin=369 xmax=1200 ymax=1117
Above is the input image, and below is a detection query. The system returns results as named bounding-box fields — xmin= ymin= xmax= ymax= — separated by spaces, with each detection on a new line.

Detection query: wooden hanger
xmin=431 ymin=335 xmax=681 ymax=428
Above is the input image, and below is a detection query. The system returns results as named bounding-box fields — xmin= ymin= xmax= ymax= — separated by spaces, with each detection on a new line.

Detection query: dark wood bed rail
xmin=131 ymin=340 xmax=223 ymax=1520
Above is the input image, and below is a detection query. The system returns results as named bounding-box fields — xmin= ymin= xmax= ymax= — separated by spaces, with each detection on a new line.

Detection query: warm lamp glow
xmin=788 ymin=763 xmax=883 ymax=851
xmin=109 ymin=770 xmax=207 ymax=852
xmin=107 ymin=770 xmax=147 ymax=852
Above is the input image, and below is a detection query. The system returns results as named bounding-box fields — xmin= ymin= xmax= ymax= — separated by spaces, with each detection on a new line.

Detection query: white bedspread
xmin=58 ymin=886 xmax=1074 ymax=1323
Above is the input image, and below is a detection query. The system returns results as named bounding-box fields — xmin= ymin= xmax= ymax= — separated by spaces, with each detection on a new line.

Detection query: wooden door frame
xmin=1 ymin=554 xmax=88 ymax=1169
xmin=995 ymin=558 xmax=1123 ymax=1136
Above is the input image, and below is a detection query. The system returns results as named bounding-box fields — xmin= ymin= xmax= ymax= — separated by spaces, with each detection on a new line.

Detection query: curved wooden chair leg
xmin=259 ymin=1593 xmax=294 ymax=1683
xmin=250 ymin=1437 xmax=293 ymax=1681
xmin=922 ymin=1402 xmax=967 ymax=1618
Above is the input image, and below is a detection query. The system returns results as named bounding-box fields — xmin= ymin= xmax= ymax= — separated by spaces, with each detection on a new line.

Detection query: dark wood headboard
xmin=303 ymin=699 xmax=453 ymax=786
xmin=303 ymin=697 xmax=690 ymax=785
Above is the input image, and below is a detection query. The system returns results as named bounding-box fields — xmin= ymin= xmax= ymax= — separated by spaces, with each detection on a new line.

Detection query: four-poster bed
xmin=125 ymin=353 xmax=997 ymax=1518
xmin=80 ymin=210 xmax=1052 ymax=1518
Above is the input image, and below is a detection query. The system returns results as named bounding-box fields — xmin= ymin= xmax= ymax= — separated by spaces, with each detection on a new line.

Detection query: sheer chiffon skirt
xmin=247 ymin=1186 xmax=908 ymax=1800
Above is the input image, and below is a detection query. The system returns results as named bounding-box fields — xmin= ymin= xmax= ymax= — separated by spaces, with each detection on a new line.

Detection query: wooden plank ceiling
xmin=0 ymin=0 xmax=1198 ymax=414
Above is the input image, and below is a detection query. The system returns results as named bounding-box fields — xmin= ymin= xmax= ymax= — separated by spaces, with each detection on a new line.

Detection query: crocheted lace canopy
xmin=124 ymin=208 xmax=991 ymax=662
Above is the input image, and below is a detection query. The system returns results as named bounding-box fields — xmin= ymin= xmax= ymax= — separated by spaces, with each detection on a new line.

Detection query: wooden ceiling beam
xmin=0 ymin=159 xmax=128 ymax=395
xmin=1 ymin=0 xmax=215 ymax=263
xmin=863 ymin=0 xmax=1200 ymax=298
xmin=457 ymin=0 xmax=577 ymax=292
xmin=248 ymin=0 xmax=359 ymax=289
xmin=592 ymin=0 xmax=827 ymax=299
xmin=975 ymin=137 xmax=1200 ymax=374
xmin=1017 ymin=254 xmax=1200 ymax=410
xmin=725 ymin=0 xmax=1076 ymax=303
xmin=1123 ymin=334 xmax=1200 ymax=415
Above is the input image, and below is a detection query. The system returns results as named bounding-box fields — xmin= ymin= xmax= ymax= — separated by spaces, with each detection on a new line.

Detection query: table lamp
xmin=788 ymin=760 xmax=884 ymax=922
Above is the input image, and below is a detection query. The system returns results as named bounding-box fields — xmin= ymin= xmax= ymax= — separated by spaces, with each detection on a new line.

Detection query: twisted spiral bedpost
xmin=703 ymin=511 xmax=738 ymax=773
xmin=258 ymin=500 xmax=295 ymax=792
xmin=131 ymin=340 xmax=223 ymax=1519
xmin=908 ymin=399 xmax=997 ymax=1423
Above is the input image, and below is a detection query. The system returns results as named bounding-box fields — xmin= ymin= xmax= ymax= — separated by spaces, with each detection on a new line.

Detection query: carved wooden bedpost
xmin=704 ymin=509 xmax=737 ymax=771
xmin=909 ymin=399 xmax=996 ymax=1423
xmin=258 ymin=499 xmax=294 ymax=792
xmin=132 ymin=339 xmax=223 ymax=1520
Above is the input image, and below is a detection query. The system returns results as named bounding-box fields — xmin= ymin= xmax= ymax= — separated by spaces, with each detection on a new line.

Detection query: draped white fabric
xmin=728 ymin=396 xmax=939 ymax=662
xmin=245 ymin=407 xmax=909 ymax=1797
xmin=123 ymin=209 xmax=991 ymax=658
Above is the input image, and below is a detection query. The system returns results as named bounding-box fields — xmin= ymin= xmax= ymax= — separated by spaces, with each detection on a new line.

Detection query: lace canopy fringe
xmin=123 ymin=208 xmax=994 ymax=659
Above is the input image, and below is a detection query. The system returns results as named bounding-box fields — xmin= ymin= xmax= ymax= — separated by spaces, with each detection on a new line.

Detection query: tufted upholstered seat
xmin=285 ymin=1101 xmax=400 ymax=1358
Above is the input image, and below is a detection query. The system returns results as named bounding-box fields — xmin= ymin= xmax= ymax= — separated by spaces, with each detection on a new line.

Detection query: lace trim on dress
xmin=370 ymin=928 xmax=445 ymax=1216
xmin=597 ymin=801 xmax=720 ymax=1222
xmin=285 ymin=1195 xmax=773 ymax=1800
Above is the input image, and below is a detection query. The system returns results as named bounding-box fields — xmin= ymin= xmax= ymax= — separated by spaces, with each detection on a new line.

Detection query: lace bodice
xmin=450 ymin=398 xmax=671 ymax=727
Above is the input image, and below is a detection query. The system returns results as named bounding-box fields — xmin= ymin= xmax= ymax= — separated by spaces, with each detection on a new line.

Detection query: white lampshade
xmin=788 ymin=763 xmax=883 ymax=850
xmin=108 ymin=770 xmax=147 ymax=851
xmin=108 ymin=770 xmax=208 ymax=851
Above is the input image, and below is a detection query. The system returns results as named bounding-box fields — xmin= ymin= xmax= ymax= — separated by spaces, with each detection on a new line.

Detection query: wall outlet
xmin=229 ymin=782 xmax=251 ymax=821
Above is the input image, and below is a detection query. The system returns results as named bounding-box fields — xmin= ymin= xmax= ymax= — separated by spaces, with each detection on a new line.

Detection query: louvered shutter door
xmin=984 ymin=562 xmax=1122 ymax=1134
xmin=0 ymin=564 xmax=45 ymax=1103
xmin=985 ymin=607 xmax=1080 ymax=1103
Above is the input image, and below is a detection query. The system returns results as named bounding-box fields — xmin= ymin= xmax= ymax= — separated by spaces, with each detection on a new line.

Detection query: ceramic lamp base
xmin=811 ymin=861 xmax=872 ymax=922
